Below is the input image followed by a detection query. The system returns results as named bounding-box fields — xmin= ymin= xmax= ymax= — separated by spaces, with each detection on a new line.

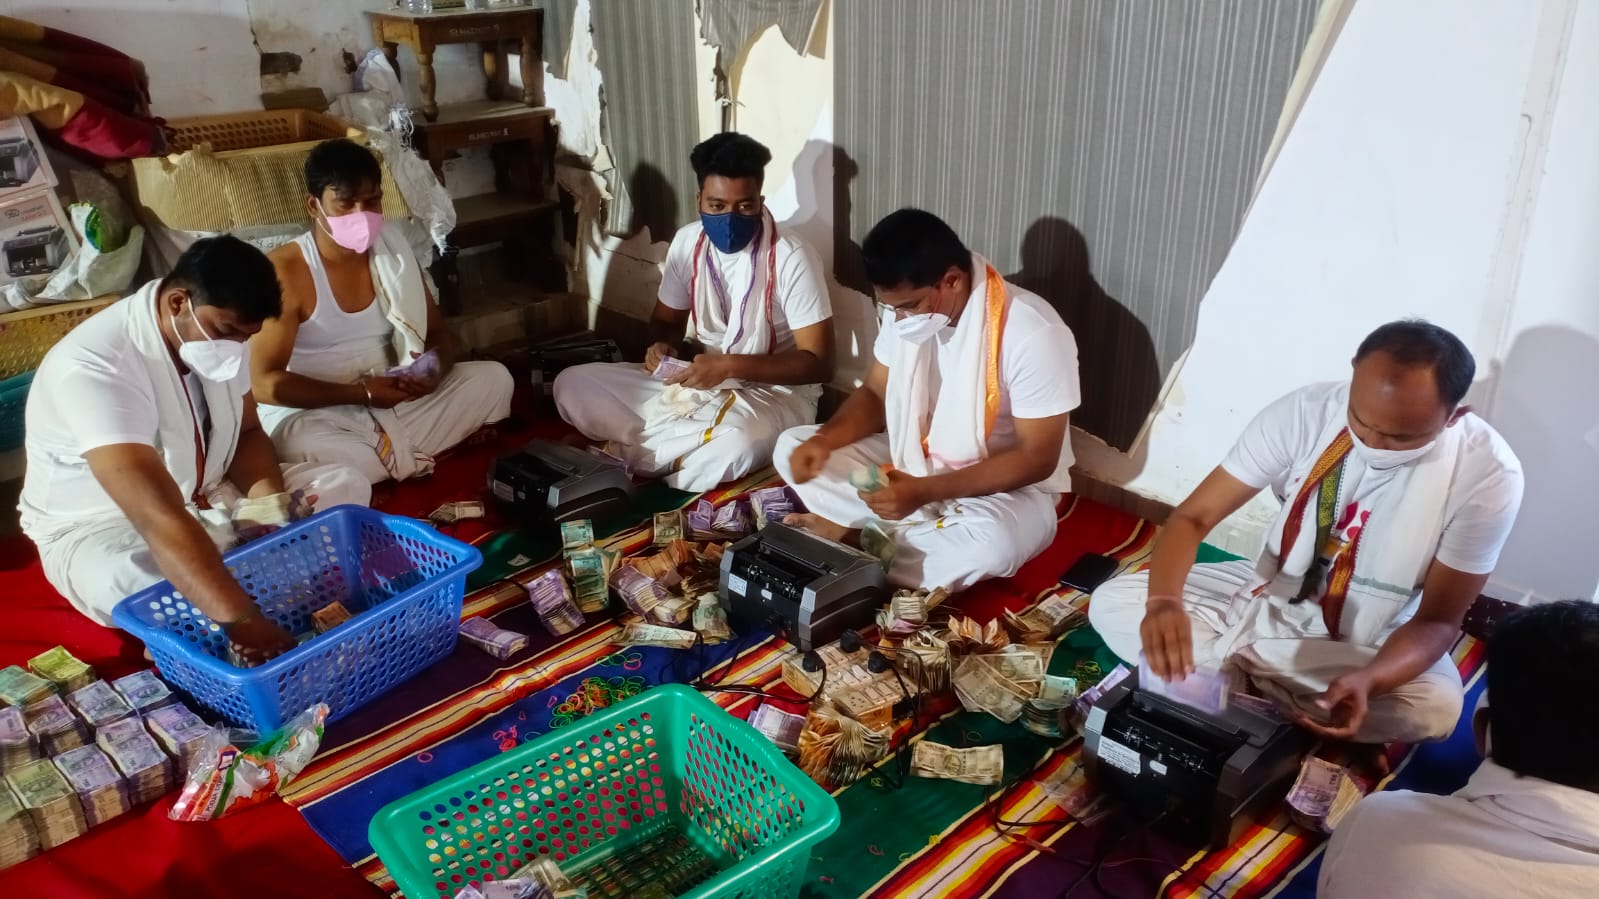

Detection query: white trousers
xmin=553 ymin=361 xmax=818 ymax=493
xmin=37 ymin=462 xmax=372 ymax=626
xmin=773 ymin=425 xmax=1059 ymax=593
xmin=1087 ymin=561 xmax=1464 ymax=743
xmin=266 ymin=361 xmax=514 ymax=484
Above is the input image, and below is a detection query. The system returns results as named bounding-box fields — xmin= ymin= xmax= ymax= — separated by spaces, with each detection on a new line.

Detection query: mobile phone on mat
xmin=1059 ymin=552 xmax=1119 ymax=593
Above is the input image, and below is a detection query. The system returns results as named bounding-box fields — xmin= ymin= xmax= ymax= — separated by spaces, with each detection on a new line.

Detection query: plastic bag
xmin=169 ymin=704 xmax=328 ymax=822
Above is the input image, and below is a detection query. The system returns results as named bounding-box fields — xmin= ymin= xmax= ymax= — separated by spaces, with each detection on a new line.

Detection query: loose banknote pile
xmin=686 ymin=498 xmax=752 ymax=542
xmin=1287 ymin=757 xmax=1367 ymax=833
xmin=748 ymin=485 xmax=797 ymax=530
xmin=909 ymin=741 xmax=1004 ymax=786
xmin=460 ymin=616 xmax=533 ymax=659
xmin=526 ymin=568 xmax=587 ymax=638
xmin=430 ymin=500 xmax=486 ymax=526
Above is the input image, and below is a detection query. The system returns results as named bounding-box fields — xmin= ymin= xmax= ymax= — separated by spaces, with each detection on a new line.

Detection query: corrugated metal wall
xmin=836 ymin=0 xmax=1316 ymax=448
xmin=591 ymin=0 xmax=702 ymax=239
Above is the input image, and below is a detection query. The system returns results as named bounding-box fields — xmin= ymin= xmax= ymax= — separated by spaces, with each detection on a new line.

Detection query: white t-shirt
xmin=19 ymin=296 xmax=251 ymax=533
xmin=1320 ymin=761 xmax=1599 ymax=899
xmin=872 ymin=281 xmax=1083 ymax=477
xmin=1221 ymin=381 xmax=1523 ymax=576
xmin=658 ymin=222 xmax=832 ymax=355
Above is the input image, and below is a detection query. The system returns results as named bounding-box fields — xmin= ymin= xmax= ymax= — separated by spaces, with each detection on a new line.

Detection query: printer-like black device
xmin=718 ymin=523 xmax=887 ymax=651
xmin=1082 ymin=674 xmax=1312 ymax=848
xmin=487 ymin=439 xmax=633 ymax=524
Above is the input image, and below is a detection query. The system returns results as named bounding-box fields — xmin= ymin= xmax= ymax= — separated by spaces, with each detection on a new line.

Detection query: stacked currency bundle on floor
xmin=24 ymin=695 xmax=88 ymax=756
xmin=748 ymin=703 xmax=805 ymax=753
xmin=0 ymin=707 xmax=37 ymax=773
xmin=144 ymin=705 xmax=212 ymax=772
xmin=561 ymin=519 xmax=609 ymax=613
xmin=96 ymin=719 xmax=174 ymax=806
xmin=1022 ymin=675 xmax=1079 ymax=737
xmin=52 ymin=745 xmax=130 ymax=827
xmin=461 ymin=616 xmax=533 ymax=659
xmin=110 ymin=671 xmax=176 ymax=714
xmin=27 ymin=648 xmax=95 ymax=694
xmin=625 ymin=545 xmax=686 ymax=589
xmin=429 ymin=500 xmax=485 ymax=525
xmin=645 ymin=594 xmax=696 ymax=627
xmin=526 ymin=570 xmax=586 ymax=637
xmin=0 ymin=779 xmax=39 ymax=869
xmin=5 ymin=758 xmax=86 ymax=849
xmin=66 ymin=681 xmax=134 ymax=730
xmin=686 ymin=499 xmax=752 ymax=541
xmin=909 ymin=741 xmax=1004 ymax=786
xmin=611 ymin=566 xmax=669 ymax=620
xmin=876 ymin=588 xmax=947 ymax=639
xmin=1287 ymin=757 xmax=1367 ymax=833
xmin=0 ymin=666 xmax=56 ymax=707
xmin=894 ymin=630 xmax=952 ymax=694
xmin=748 ymin=485 xmax=798 ymax=530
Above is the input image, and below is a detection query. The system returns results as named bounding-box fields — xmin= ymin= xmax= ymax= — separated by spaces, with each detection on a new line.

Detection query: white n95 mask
xmin=890 ymin=312 xmax=950 ymax=346
xmin=178 ymin=304 xmax=248 ymax=381
xmin=1348 ymin=428 xmax=1436 ymax=471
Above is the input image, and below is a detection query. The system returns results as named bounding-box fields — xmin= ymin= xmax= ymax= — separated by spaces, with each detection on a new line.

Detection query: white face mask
xmin=1348 ymin=427 xmax=1436 ymax=471
xmin=177 ymin=303 xmax=248 ymax=381
xmin=890 ymin=312 xmax=950 ymax=346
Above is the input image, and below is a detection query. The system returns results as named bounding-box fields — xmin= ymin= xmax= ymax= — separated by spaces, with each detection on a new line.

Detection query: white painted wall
xmin=4 ymin=0 xmax=259 ymax=118
xmin=1074 ymin=0 xmax=1597 ymax=603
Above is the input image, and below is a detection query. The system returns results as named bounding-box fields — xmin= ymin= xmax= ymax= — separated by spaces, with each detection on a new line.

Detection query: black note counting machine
xmin=717 ymin=523 xmax=888 ymax=651
xmin=487 ymin=439 xmax=633 ymax=524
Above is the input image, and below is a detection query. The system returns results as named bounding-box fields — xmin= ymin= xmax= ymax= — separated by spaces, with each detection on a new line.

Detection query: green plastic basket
xmin=369 ymin=685 xmax=840 ymax=899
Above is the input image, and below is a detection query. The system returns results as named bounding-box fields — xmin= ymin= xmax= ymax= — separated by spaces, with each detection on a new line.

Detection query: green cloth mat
xmin=468 ymin=481 xmax=697 ymax=588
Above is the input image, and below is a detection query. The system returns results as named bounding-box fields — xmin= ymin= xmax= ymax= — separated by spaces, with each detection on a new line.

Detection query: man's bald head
xmin=1348 ymin=320 xmax=1474 ymax=451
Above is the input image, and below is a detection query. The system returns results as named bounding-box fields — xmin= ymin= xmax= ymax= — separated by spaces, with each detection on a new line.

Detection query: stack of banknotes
xmin=5 ymin=758 xmax=85 ymax=850
xmin=561 ymin=520 xmax=609 ymax=613
xmin=0 ymin=778 xmax=39 ymax=869
xmin=0 ymin=666 xmax=56 ymax=707
xmin=24 ymin=696 xmax=89 ymax=756
xmin=0 ymin=707 xmax=37 ymax=774
xmin=526 ymin=570 xmax=586 ymax=638
xmin=96 ymin=718 xmax=175 ymax=807
xmin=66 ymin=681 xmax=134 ymax=730
xmin=52 ymin=745 xmax=130 ymax=827
xmin=145 ymin=705 xmax=213 ymax=773
xmin=27 ymin=647 xmax=95 ymax=694
xmin=110 ymin=671 xmax=177 ymax=715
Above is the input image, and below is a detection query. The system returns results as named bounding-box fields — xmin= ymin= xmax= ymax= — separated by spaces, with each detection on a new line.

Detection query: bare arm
xmin=648 ymin=302 xmax=690 ymax=351
xmin=225 ymin=393 xmax=287 ymax=498
xmin=249 ymin=252 xmax=366 ymax=409
xmin=914 ymin=413 xmax=1070 ymax=505
xmin=419 ymin=276 xmax=455 ymax=378
xmin=720 ymin=319 xmax=834 ymax=386
xmin=1142 ymin=467 xmax=1262 ymax=678
xmin=815 ymin=361 xmax=889 ymax=449
xmin=1356 ymin=560 xmax=1483 ymax=695
xmin=85 ymin=444 xmax=260 ymax=623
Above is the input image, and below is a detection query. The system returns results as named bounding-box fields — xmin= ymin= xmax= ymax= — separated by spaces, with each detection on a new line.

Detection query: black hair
xmin=304 ymin=138 xmax=382 ymax=199
xmin=1354 ymin=319 xmax=1476 ymax=407
xmin=861 ymin=208 xmax=972 ymax=289
xmin=689 ymin=132 xmax=771 ymax=188
xmin=1486 ymin=600 xmax=1599 ymax=792
xmin=161 ymin=235 xmax=282 ymax=323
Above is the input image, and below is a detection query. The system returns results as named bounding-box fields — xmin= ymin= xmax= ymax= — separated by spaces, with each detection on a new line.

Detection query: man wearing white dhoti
xmin=19 ymin=237 xmax=370 ymax=662
xmin=1320 ymin=601 xmax=1599 ymax=898
xmin=1088 ymin=321 xmax=1523 ymax=744
xmin=553 ymin=132 xmax=834 ymax=492
xmin=775 ymin=209 xmax=1081 ymax=593
xmin=251 ymin=139 xmax=513 ymax=484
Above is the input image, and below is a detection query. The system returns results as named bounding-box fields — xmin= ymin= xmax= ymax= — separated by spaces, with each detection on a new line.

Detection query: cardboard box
xmin=0 ymin=117 xmax=57 ymax=202
xmin=0 ymin=190 xmax=75 ymax=288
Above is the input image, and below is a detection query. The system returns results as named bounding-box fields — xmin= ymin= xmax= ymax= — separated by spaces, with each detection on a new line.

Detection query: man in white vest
xmin=19 ymin=236 xmax=370 ymax=663
xmin=1088 ymin=320 xmax=1524 ymax=743
xmin=775 ymin=208 xmax=1081 ymax=592
xmin=250 ymin=139 xmax=514 ymax=483
xmin=553 ymin=132 xmax=834 ymax=492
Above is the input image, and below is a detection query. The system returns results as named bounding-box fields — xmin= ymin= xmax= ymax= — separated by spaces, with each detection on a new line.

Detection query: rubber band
xmin=416 ymin=751 xmax=433 ymax=764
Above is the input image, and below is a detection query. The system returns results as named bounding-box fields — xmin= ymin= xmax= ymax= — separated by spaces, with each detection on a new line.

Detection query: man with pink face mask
xmin=1087 ymin=321 xmax=1524 ymax=745
xmin=775 ymin=209 xmax=1081 ymax=592
xmin=250 ymin=139 xmax=513 ymax=483
xmin=19 ymin=237 xmax=371 ymax=664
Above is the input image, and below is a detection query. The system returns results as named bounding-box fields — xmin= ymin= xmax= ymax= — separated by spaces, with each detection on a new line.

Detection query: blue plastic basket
xmin=0 ymin=370 xmax=35 ymax=453
xmin=112 ymin=505 xmax=482 ymax=732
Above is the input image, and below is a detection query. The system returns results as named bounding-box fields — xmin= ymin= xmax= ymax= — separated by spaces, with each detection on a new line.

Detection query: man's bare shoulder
xmin=266 ymin=240 xmax=314 ymax=313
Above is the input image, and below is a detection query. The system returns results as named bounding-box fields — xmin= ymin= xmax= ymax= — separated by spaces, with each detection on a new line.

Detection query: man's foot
xmin=783 ymin=512 xmax=859 ymax=546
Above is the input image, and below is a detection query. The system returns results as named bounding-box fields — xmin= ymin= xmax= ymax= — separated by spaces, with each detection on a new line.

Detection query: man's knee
xmin=1402 ymin=670 xmax=1465 ymax=742
xmin=772 ymin=425 xmax=820 ymax=483
xmin=1087 ymin=571 xmax=1151 ymax=664
xmin=456 ymin=360 xmax=514 ymax=420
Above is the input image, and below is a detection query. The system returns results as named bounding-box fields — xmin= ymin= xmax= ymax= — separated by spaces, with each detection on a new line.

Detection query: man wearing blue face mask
xmin=774 ymin=209 xmax=1082 ymax=592
xmin=553 ymin=132 xmax=834 ymax=492
xmin=19 ymin=237 xmax=370 ymax=664
xmin=1088 ymin=320 xmax=1524 ymax=744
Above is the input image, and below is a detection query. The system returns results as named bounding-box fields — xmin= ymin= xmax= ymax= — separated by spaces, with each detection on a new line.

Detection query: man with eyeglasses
xmin=554 ymin=132 xmax=834 ymax=491
xmin=775 ymin=208 xmax=1081 ymax=592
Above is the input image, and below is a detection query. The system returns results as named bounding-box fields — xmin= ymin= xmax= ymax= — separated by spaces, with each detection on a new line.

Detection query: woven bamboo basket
xmin=132 ymin=110 xmax=412 ymax=232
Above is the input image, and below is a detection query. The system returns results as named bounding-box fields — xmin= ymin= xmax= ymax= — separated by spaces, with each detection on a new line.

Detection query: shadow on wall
xmin=593 ymin=163 xmax=680 ymax=359
xmin=781 ymin=139 xmax=877 ymax=386
xmin=1009 ymin=217 xmax=1161 ymax=451
xmin=1481 ymin=324 xmax=1599 ymax=601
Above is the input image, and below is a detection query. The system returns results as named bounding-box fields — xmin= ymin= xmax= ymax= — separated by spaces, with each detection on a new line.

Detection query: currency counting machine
xmin=1081 ymin=672 xmax=1312 ymax=849
xmin=718 ymin=523 xmax=887 ymax=651
xmin=488 ymin=439 xmax=633 ymax=525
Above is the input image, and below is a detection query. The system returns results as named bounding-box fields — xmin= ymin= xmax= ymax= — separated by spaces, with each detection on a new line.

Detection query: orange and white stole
xmin=1266 ymin=428 xmax=1362 ymax=639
